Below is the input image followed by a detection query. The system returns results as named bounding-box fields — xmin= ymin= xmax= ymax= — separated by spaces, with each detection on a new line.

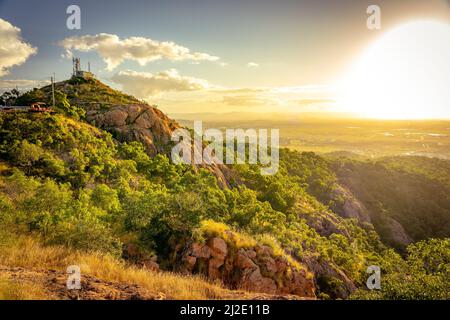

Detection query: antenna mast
xmin=72 ymin=57 xmax=81 ymax=77
xmin=51 ymin=73 xmax=56 ymax=107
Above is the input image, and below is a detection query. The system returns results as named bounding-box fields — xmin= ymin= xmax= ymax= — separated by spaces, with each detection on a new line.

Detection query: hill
xmin=0 ymin=77 xmax=448 ymax=300
xmin=17 ymin=77 xmax=142 ymax=110
xmin=15 ymin=77 xmax=230 ymax=186
xmin=15 ymin=77 xmax=178 ymax=156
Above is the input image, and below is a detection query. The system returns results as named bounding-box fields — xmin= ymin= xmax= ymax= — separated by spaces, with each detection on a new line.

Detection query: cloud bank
xmin=0 ymin=19 xmax=37 ymax=77
xmin=0 ymin=79 xmax=49 ymax=93
xmin=111 ymin=69 xmax=210 ymax=97
xmin=247 ymin=62 xmax=259 ymax=67
xmin=109 ymin=68 xmax=336 ymax=114
xmin=59 ymin=33 xmax=219 ymax=70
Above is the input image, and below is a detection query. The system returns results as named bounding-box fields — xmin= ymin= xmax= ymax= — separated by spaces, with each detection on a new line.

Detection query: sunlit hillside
xmin=0 ymin=77 xmax=449 ymax=300
xmin=0 ymin=0 xmax=449 ymax=304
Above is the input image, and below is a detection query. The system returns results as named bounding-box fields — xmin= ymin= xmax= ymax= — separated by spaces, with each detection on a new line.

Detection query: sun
xmin=337 ymin=20 xmax=450 ymax=119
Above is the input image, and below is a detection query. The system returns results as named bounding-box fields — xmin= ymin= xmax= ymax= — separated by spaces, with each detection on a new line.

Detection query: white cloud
xmin=0 ymin=79 xmax=49 ymax=93
xmin=111 ymin=69 xmax=210 ymax=97
xmin=247 ymin=62 xmax=259 ymax=67
xmin=59 ymin=33 xmax=219 ymax=70
xmin=108 ymin=68 xmax=337 ymax=114
xmin=0 ymin=19 xmax=37 ymax=77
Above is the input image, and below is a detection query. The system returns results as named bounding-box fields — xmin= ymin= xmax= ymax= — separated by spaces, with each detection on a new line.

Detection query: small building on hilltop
xmin=72 ymin=57 xmax=94 ymax=79
xmin=75 ymin=70 xmax=94 ymax=79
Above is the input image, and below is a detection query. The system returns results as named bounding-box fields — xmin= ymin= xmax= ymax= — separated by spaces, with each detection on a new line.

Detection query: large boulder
xmin=207 ymin=238 xmax=228 ymax=278
xmin=241 ymin=268 xmax=277 ymax=293
xmin=207 ymin=238 xmax=227 ymax=259
xmin=87 ymin=104 xmax=177 ymax=156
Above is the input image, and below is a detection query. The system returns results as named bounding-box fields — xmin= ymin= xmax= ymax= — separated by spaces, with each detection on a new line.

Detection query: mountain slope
xmin=16 ymin=76 xmax=231 ymax=187
xmin=16 ymin=77 xmax=178 ymax=156
xmin=1 ymin=77 xmax=448 ymax=300
xmin=332 ymin=157 xmax=450 ymax=249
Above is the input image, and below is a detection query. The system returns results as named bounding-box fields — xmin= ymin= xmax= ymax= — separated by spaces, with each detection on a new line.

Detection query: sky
xmin=0 ymin=0 xmax=449 ymax=117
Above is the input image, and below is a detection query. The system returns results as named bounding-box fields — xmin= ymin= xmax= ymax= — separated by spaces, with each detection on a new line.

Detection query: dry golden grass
xmin=0 ymin=235 xmax=231 ymax=300
xmin=0 ymin=276 xmax=50 ymax=300
xmin=197 ymin=220 xmax=257 ymax=248
xmin=0 ymin=162 xmax=9 ymax=174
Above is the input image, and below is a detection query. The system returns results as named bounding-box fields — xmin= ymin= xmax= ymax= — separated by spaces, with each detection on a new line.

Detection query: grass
xmin=0 ymin=233 xmax=234 ymax=300
xmin=256 ymin=234 xmax=306 ymax=272
xmin=0 ymin=162 xmax=9 ymax=174
xmin=197 ymin=219 xmax=257 ymax=248
xmin=0 ymin=276 xmax=50 ymax=300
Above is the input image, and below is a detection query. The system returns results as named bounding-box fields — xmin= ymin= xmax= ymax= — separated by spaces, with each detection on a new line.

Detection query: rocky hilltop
xmin=21 ymin=77 xmax=231 ymax=187
xmin=39 ymin=78 xmax=181 ymax=154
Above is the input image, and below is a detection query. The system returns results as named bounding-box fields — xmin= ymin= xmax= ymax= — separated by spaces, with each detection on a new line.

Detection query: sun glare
xmin=338 ymin=20 xmax=450 ymax=119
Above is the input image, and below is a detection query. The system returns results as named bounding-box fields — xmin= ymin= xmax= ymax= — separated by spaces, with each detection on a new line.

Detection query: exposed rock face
xmin=87 ymin=104 xmax=178 ymax=156
xmin=331 ymin=183 xmax=412 ymax=248
xmin=383 ymin=217 xmax=413 ymax=246
xmin=301 ymin=255 xmax=356 ymax=299
xmin=86 ymin=104 xmax=231 ymax=187
xmin=177 ymin=237 xmax=316 ymax=298
xmin=297 ymin=206 xmax=350 ymax=238
xmin=331 ymin=185 xmax=372 ymax=223
xmin=0 ymin=265 xmax=307 ymax=300
xmin=207 ymin=238 xmax=228 ymax=278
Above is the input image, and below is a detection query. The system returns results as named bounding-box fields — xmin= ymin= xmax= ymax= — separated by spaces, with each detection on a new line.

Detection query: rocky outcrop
xmin=331 ymin=185 xmax=372 ymax=223
xmin=301 ymin=255 xmax=356 ymax=299
xmin=382 ymin=217 xmax=413 ymax=247
xmin=331 ymin=184 xmax=412 ymax=248
xmin=177 ymin=237 xmax=316 ymax=298
xmin=86 ymin=104 xmax=231 ymax=187
xmin=296 ymin=203 xmax=350 ymax=238
xmin=87 ymin=104 xmax=178 ymax=156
